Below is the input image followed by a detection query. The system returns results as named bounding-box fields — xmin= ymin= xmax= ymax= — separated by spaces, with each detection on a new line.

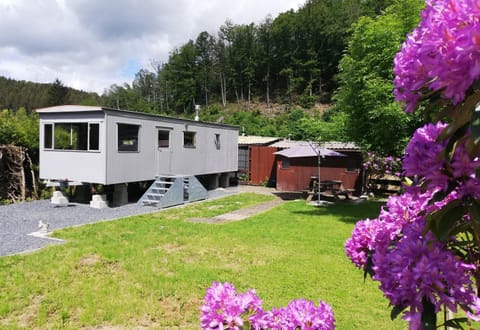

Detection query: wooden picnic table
xmin=320 ymin=180 xmax=343 ymax=192
xmin=309 ymin=177 xmax=341 ymax=192
xmin=308 ymin=177 xmax=354 ymax=200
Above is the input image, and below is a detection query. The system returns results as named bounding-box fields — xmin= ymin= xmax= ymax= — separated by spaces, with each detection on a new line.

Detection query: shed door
xmin=156 ymin=128 xmax=173 ymax=175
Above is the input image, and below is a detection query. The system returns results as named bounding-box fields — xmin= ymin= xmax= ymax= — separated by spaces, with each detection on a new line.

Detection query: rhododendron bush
xmin=362 ymin=152 xmax=403 ymax=193
xmin=200 ymin=282 xmax=335 ymax=330
xmin=346 ymin=0 xmax=480 ymax=328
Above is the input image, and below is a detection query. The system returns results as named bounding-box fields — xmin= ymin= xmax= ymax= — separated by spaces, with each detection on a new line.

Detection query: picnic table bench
xmin=307 ymin=177 xmax=355 ymax=201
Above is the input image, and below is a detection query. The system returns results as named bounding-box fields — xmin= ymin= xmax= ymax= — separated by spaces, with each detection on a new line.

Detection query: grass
xmin=0 ymin=193 xmax=406 ymax=329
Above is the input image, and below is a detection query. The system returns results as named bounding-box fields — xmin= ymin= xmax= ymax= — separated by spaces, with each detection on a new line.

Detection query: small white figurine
xmin=38 ymin=220 xmax=50 ymax=234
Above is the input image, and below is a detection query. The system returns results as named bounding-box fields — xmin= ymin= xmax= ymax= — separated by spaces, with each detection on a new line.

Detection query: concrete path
xmin=187 ymin=198 xmax=284 ymax=224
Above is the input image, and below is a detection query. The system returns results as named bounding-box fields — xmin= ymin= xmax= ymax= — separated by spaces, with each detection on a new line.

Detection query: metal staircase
xmin=138 ymin=175 xmax=208 ymax=208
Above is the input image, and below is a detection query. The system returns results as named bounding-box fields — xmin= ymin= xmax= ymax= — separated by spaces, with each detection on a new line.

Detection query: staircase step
xmin=151 ymin=187 xmax=169 ymax=192
xmin=147 ymin=192 xmax=164 ymax=196
xmin=155 ymin=181 xmax=174 ymax=185
xmin=147 ymin=193 xmax=164 ymax=200
xmin=142 ymin=200 xmax=158 ymax=206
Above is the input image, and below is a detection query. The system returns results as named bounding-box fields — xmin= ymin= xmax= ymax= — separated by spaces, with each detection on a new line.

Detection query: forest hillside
xmin=0 ymin=0 xmax=426 ymax=156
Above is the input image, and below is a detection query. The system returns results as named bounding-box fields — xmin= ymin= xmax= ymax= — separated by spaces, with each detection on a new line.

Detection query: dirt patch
xmin=160 ymin=242 xmax=184 ymax=254
xmin=157 ymin=295 xmax=202 ymax=329
xmin=78 ymin=254 xmax=102 ymax=267
xmin=16 ymin=295 xmax=43 ymax=328
xmin=76 ymin=254 xmax=121 ymax=274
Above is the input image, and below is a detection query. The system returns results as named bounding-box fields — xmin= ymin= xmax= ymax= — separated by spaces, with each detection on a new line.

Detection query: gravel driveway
xmin=0 ymin=187 xmax=246 ymax=257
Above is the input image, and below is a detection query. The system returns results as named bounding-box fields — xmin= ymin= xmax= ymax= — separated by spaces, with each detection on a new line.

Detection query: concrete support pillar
xmin=112 ymin=183 xmax=128 ymax=206
xmin=208 ymin=174 xmax=220 ymax=189
xmin=51 ymin=190 xmax=69 ymax=206
xmin=90 ymin=194 xmax=109 ymax=209
xmin=219 ymin=173 xmax=230 ymax=188
xmin=74 ymin=185 xmax=90 ymax=203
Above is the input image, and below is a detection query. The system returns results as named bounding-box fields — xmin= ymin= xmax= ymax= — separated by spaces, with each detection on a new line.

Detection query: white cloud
xmin=0 ymin=0 xmax=301 ymax=94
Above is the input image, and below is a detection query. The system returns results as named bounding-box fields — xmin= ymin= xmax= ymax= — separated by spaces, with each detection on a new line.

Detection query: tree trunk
xmin=204 ymin=78 xmax=208 ymax=106
xmin=219 ymin=73 xmax=224 ymax=106
xmin=165 ymin=81 xmax=169 ymax=111
xmin=19 ymin=158 xmax=25 ymax=201
xmin=234 ymin=81 xmax=240 ymax=104
xmin=223 ymin=74 xmax=227 ymax=106
xmin=266 ymin=68 xmax=270 ymax=108
xmin=219 ymin=72 xmax=226 ymax=107
xmin=25 ymin=151 xmax=38 ymax=199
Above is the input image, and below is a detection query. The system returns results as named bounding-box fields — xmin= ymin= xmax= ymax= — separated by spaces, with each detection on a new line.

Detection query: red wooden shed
xmin=238 ymin=136 xmax=363 ymax=192
xmin=238 ymin=136 xmax=281 ymax=185
xmin=271 ymin=141 xmax=363 ymax=193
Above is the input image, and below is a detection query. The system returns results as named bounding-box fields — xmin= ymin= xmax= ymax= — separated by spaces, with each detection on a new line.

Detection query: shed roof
xmin=323 ymin=141 xmax=361 ymax=151
xmin=274 ymin=145 xmax=346 ymax=158
xmin=269 ymin=140 xmax=309 ymax=149
xmin=238 ymin=135 xmax=282 ymax=146
xmin=270 ymin=139 xmax=360 ymax=151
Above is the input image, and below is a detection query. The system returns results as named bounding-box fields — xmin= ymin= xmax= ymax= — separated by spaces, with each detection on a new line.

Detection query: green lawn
xmin=0 ymin=193 xmax=405 ymax=329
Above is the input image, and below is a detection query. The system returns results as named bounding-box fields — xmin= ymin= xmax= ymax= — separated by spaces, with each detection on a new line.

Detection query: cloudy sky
xmin=0 ymin=0 xmax=301 ymax=94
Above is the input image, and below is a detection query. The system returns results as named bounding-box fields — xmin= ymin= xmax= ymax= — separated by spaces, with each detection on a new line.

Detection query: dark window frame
xmin=44 ymin=123 xmax=53 ymax=149
xmin=214 ymin=133 xmax=221 ymax=149
xmin=118 ymin=123 xmax=140 ymax=152
xmin=54 ymin=123 xmax=87 ymax=150
xmin=183 ymin=131 xmax=196 ymax=148
xmin=88 ymin=123 xmax=100 ymax=151
xmin=158 ymin=129 xmax=170 ymax=148
xmin=45 ymin=122 xmax=100 ymax=152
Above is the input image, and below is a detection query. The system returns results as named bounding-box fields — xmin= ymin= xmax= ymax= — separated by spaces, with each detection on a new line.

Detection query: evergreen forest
xmin=0 ymin=0 xmax=426 ymax=157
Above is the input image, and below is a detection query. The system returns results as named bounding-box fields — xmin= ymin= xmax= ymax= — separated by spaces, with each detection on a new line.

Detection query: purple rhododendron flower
xmin=344 ymin=218 xmax=384 ymax=269
xmin=254 ymin=299 xmax=335 ymax=330
xmin=201 ymin=282 xmax=335 ymax=330
xmin=253 ymin=306 xmax=288 ymax=329
xmin=372 ymin=220 xmax=480 ymax=323
xmin=345 ymin=185 xmax=480 ymax=326
xmin=450 ymin=143 xmax=480 ymax=179
xmin=286 ymin=299 xmax=335 ymax=330
xmin=458 ymin=178 xmax=480 ymax=199
xmin=345 ymin=188 xmax=434 ymax=269
xmin=394 ymin=0 xmax=480 ymax=111
xmin=403 ymin=122 xmax=449 ymax=188
xmin=352 ymin=1 xmax=480 ymax=328
xmin=403 ymin=122 xmax=480 ymax=194
xmin=200 ymin=282 xmax=262 ymax=330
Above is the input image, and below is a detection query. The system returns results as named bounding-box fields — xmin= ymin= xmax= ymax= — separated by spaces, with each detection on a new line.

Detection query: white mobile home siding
xmin=39 ymin=110 xmax=107 ymax=183
xmin=37 ymin=106 xmax=238 ymax=185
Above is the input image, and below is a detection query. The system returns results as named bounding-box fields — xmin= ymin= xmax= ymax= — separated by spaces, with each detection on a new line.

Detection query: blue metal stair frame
xmin=138 ymin=175 xmax=207 ymax=208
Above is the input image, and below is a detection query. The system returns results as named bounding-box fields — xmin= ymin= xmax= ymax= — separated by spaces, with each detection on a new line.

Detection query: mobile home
xmin=37 ymin=105 xmax=238 ymax=206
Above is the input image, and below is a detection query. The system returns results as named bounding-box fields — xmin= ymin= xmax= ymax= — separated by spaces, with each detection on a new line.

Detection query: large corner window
xmin=45 ymin=122 xmax=99 ymax=151
xmin=183 ymin=131 xmax=196 ymax=148
xmin=118 ymin=123 xmax=140 ymax=152
xmin=158 ymin=129 xmax=170 ymax=148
